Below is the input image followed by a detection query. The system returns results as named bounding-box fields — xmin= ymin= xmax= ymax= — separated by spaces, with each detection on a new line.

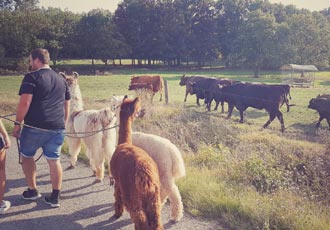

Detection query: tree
xmin=185 ymin=0 xmax=219 ymax=66
xmin=228 ymin=10 xmax=280 ymax=77
xmin=215 ymin=0 xmax=253 ymax=64
xmin=35 ymin=8 xmax=80 ymax=65
xmin=72 ymin=9 xmax=129 ymax=72
xmin=0 ymin=0 xmax=39 ymax=11
xmin=286 ymin=12 xmax=330 ymax=67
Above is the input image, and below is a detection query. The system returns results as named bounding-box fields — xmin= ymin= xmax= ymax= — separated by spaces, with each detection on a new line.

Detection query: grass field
xmin=1 ymin=69 xmax=330 ymax=229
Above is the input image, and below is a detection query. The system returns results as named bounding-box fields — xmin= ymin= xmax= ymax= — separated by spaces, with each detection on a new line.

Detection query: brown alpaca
xmin=110 ymin=96 xmax=163 ymax=230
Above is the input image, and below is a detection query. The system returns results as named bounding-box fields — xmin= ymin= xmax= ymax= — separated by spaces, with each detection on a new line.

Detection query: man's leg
xmin=21 ymin=156 xmax=37 ymax=189
xmin=44 ymin=159 xmax=62 ymax=208
xmin=47 ymin=159 xmax=62 ymax=190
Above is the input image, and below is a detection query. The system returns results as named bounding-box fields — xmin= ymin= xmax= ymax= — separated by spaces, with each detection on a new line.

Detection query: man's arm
xmin=64 ymin=100 xmax=70 ymax=127
xmin=13 ymin=94 xmax=33 ymax=137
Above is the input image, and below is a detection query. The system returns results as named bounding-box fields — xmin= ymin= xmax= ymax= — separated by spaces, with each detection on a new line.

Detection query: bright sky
xmin=38 ymin=0 xmax=329 ymax=13
xmin=269 ymin=0 xmax=329 ymax=11
xmin=38 ymin=0 xmax=122 ymax=13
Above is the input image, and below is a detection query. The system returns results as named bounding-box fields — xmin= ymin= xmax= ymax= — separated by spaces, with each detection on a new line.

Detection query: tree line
xmin=1 ymin=0 xmax=330 ymax=76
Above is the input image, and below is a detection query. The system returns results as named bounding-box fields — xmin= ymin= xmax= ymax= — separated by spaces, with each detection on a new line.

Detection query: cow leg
xmin=214 ymin=101 xmax=220 ymax=111
xmin=196 ymin=96 xmax=200 ymax=107
xmin=227 ymin=105 xmax=234 ymax=119
xmin=326 ymin=117 xmax=330 ymax=129
xmin=283 ymin=95 xmax=290 ymax=112
xmin=159 ymin=92 xmax=163 ymax=101
xmin=263 ymin=112 xmax=276 ymax=129
xmin=316 ymin=115 xmax=324 ymax=128
xmin=239 ymin=110 xmax=244 ymax=123
xmin=184 ymin=91 xmax=188 ymax=102
xmin=221 ymin=101 xmax=225 ymax=113
xmin=276 ymin=110 xmax=285 ymax=132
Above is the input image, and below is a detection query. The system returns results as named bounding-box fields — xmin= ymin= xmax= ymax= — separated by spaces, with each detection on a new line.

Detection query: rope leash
xmin=16 ymin=138 xmax=43 ymax=164
xmin=0 ymin=115 xmax=119 ymax=138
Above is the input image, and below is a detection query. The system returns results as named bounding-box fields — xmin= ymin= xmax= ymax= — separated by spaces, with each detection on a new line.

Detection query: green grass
xmin=1 ymin=69 xmax=330 ymax=229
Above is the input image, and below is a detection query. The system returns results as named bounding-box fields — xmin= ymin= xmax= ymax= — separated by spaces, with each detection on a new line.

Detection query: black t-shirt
xmin=18 ymin=68 xmax=71 ymax=129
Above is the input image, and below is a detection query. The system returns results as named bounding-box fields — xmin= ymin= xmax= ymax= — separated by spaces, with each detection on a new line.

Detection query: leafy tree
xmin=36 ymin=8 xmax=80 ymax=65
xmin=185 ymin=0 xmax=219 ymax=66
xmin=286 ymin=12 xmax=330 ymax=67
xmin=228 ymin=10 xmax=280 ymax=77
xmin=72 ymin=9 xmax=128 ymax=71
xmin=215 ymin=0 xmax=252 ymax=64
xmin=0 ymin=0 xmax=39 ymax=11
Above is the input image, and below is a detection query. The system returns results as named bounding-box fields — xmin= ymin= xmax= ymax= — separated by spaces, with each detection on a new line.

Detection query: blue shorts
xmin=19 ymin=127 xmax=65 ymax=160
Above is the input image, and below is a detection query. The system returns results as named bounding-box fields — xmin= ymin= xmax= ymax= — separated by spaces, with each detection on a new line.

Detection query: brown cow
xmin=129 ymin=75 xmax=163 ymax=103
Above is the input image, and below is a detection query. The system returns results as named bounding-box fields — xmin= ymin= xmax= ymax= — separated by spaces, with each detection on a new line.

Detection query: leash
xmin=0 ymin=114 xmax=119 ymax=138
xmin=16 ymin=138 xmax=43 ymax=164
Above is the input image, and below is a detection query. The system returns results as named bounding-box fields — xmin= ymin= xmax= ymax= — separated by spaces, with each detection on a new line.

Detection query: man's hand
xmin=13 ymin=125 xmax=21 ymax=138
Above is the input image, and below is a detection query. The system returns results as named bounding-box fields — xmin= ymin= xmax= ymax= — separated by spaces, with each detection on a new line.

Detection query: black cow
xmin=179 ymin=75 xmax=215 ymax=104
xmin=271 ymin=84 xmax=292 ymax=112
xmin=308 ymin=98 xmax=330 ymax=128
xmin=189 ymin=78 xmax=218 ymax=107
xmin=217 ymin=82 xmax=287 ymax=132
xmin=204 ymin=79 xmax=240 ymax=112
xmin=316 ymin=94 xmax=330 ymax=100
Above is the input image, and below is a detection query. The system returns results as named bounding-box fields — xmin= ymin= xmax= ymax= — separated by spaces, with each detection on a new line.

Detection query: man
xmin=13 ymin=48 xmax=70 ymax=208
xmin=0 ymin=119 xmax=11 ymax=214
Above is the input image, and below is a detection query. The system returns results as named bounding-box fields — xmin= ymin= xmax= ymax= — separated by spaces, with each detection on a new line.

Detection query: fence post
xmin=164 ymin=80 xmax=169 ymax=104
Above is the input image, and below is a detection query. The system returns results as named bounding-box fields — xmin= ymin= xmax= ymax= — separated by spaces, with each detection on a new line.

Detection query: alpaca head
xmin=62 ymin=72 xmax=79 ymax=89
xmin=61 ymin=71 xmax=83 ymax=111
xmin=119 ymin=96 xmax=146 ymax=121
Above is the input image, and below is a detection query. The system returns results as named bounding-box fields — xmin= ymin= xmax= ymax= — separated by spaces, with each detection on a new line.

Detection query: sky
xmin=38 ymin=0 xmax=122 ymax=13
xmin=38 ymin=0 xmax=329 ymax=13
xmin=269 ymin=0 xmax=330 ymax=11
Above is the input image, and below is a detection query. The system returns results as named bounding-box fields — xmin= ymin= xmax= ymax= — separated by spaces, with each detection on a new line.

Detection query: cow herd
xmin=125 ymin=74 xmax=330 ymax=131
xmin=179 ymin=75 xmax=330 ymax=132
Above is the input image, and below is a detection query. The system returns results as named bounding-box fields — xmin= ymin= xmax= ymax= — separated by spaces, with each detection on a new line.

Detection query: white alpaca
xmin=110 ymin=95 xmax=186 ymax=221
xmin=62 ymin=72 xmax=117 ymax=184
xmin=132 ymin=132 xmax=186 ymax=222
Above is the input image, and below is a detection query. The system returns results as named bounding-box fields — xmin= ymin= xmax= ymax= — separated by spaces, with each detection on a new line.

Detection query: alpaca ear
xmin=132 ymin=97 xmax=140 ymax=110
xmin=59 ymin=72 xmax=66 ymax=79
xmin=123 ymin=95 xmax=128 ymax=102
xmin=73 ymin=72 xmax=79 ymax=79
xmin=133 ymin=97 xmax=140 ymax=104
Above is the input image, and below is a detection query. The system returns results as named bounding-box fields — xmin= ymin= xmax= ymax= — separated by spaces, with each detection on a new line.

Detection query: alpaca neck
xmin=118 ymin=116 xmax=132 ymax=145
xmin=70 ymin=85 xmax=84 ymax=112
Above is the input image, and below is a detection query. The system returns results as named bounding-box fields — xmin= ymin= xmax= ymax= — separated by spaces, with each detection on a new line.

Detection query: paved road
xmin=0 ymin=137 xmax=224 ymax=230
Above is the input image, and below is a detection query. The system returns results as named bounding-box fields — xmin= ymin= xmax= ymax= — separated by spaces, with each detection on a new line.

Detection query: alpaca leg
xmin=104 ymin=138 xmax=116 ymax=186
xmin=94 ymin=159 xmax=105 ymax=182
xmin=67 ymin=137 xmax=82 ymax=168
xmin=143 ymin=193 xmax=163 ymax=230
xmin=129 ymin=209 xmax=147 ymax=230
xmin=168 ymin=183 xmax=184 ymax=222
xmin=160 ymin=187 xmax=168 ymax=206
xmin=113 ymin=183 xmax=124 ymax=218
xmin=107 ymin=159 xmax=114 ymax=186
xmin=91 ymin=148 xmax=105 ymax=182
xmin=88 ymin=157 xmax=97 ymax=177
